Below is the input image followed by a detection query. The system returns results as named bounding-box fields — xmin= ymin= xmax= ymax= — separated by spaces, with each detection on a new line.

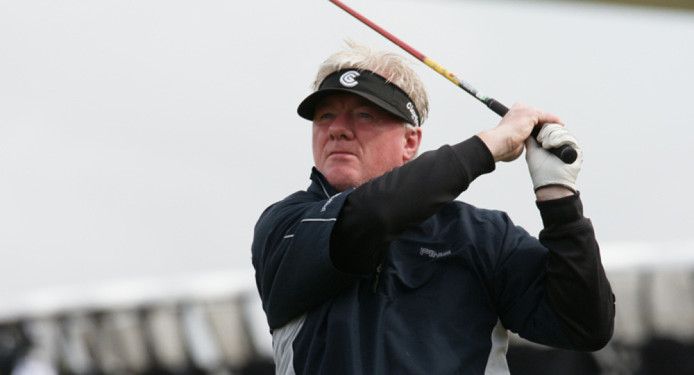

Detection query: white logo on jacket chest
xmin=419 ymin=247 xmax=451 ymax=259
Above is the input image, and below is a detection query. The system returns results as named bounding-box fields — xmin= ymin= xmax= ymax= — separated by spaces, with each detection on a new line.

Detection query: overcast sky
xmin=1 ymin=0 xmax=693 ymax=313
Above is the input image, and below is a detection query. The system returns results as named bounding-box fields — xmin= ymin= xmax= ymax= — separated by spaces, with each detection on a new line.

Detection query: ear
xmin=402 ymin=126 xmax=422 ymax=162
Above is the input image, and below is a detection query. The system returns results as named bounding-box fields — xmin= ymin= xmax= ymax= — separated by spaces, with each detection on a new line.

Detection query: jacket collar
xmin=308 ymin=167 xmax=340 ymax=198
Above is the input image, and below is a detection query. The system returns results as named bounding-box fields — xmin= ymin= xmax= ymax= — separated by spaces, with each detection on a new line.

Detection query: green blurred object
xmin=570 ymin=0 xmax=694 ymax=11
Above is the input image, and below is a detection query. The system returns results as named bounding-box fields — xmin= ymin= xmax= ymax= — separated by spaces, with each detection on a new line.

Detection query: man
xmin=252 ymin=43 xmax=614 ymax=374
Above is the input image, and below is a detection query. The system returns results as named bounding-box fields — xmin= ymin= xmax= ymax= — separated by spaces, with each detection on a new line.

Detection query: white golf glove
xmin=525 ymin=124 xmax=583 ymax=192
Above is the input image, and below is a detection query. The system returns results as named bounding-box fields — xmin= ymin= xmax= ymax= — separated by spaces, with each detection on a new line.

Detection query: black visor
xmin=297 ymin=69 xmax=421 ymax=126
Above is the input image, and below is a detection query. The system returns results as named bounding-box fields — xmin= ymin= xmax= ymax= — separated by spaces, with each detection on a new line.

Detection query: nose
xmin=328 ymin=113 xmax=355 ymax=141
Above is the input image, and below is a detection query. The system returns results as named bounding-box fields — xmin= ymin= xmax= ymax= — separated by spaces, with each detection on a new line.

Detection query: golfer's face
xmin=312 ymin=93 xmax=419 ymax=191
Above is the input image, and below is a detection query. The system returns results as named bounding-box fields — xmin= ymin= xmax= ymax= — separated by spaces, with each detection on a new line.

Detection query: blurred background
xmin=1 ymin=0 xmax=693 ymax=373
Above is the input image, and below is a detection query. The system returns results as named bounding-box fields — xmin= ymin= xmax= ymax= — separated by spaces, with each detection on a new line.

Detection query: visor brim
xmin=297 ymin=88 xmax=413 ymax=125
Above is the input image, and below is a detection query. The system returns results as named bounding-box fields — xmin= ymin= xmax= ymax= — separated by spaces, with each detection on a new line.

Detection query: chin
xmin=323 ymin=168 xmax=362 ymax=192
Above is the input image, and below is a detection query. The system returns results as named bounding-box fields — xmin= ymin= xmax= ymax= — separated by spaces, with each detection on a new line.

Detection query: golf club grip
xmin=486 ymin=99 xmax=578 ymax=164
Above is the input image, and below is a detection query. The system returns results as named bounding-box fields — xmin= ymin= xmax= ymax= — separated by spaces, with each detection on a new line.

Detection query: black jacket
xmin=252 ymin=136 xmax=614 ymax=374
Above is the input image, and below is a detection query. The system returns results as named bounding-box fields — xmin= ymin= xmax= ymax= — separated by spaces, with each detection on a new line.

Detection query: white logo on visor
xmin=339 ymin=70 xmax=360 ymax=87
xmin=406 ymin=102 xmax=420 ymax=126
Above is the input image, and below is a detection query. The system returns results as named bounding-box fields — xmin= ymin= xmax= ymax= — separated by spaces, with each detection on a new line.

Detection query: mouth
xmin=328 ymin=150 xmax=357 ymax=158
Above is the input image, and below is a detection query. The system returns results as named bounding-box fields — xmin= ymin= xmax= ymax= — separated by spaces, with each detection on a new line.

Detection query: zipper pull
xmin=372 ymin=263 xmax=383 ymax=293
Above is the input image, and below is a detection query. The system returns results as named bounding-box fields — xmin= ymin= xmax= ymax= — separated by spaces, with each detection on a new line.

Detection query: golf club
xmin=329 ymin=0 xmax=578 ymax=164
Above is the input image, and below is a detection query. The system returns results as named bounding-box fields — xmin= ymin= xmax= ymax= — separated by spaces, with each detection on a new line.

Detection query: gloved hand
xmin=525 ymin=124 xmax=583 ymax=192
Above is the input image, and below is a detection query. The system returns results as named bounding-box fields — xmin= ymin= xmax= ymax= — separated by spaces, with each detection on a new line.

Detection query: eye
xmin=356 ymin=111 xmax=374 ymax=119
xmin=315 ymin=111 xmax=335 ymax=122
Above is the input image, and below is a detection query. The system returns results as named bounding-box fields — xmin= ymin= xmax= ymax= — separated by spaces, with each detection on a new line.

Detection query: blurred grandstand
xmin=2 ymin=240 xmax=693 ymax=374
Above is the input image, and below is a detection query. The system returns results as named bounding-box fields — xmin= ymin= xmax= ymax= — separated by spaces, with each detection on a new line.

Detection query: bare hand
xmin=477 ymin=103 xmax=563 ymax=162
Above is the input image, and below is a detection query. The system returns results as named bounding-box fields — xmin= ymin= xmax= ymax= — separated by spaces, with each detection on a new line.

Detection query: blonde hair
xmin=312 ymin=41 xmax=429 ymax=124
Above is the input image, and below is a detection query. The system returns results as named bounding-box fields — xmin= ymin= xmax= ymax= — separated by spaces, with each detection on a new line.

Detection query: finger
xmin=537 ymin=124 xmax=564 ymax=141
xmin=524 ymin=135 xmax=543 ymax=157
xmin=537 ymin=111 xmax=563 ymax=126
xmin=538 ymin=125 xmax=579 ymax=149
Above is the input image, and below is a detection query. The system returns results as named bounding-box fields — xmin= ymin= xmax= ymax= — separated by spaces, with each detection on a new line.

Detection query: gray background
xmin=1 ymin=0 xmax=692 ymax=313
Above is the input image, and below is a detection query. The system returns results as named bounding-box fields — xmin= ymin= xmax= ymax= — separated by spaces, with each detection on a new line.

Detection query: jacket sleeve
xmin=251 ymin=191 xmax=358 ymax=330
xmin=493 ymin=194 xmax=615 ymax=351
xmin=538 ymin=194 xmax=615 ymax=350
